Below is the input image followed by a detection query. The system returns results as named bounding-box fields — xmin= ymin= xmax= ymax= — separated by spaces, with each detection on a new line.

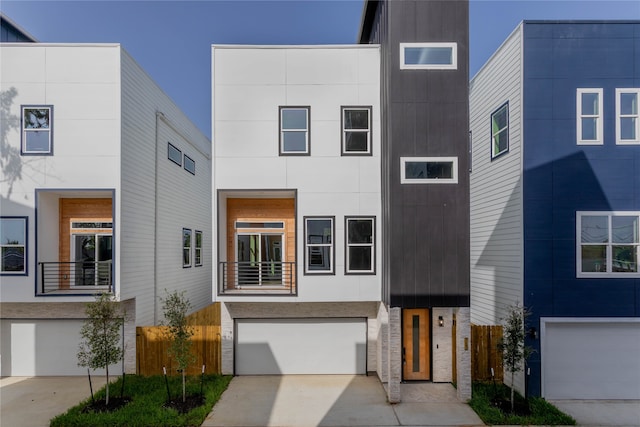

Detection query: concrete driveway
xmin=550 ymin=400 xmax=640 ymax=427
xmin=203 ymin=375 xmax=484 ymax=427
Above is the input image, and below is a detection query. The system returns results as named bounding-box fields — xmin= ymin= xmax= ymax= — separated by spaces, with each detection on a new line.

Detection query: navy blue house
xmin=470 ymin=21 xmax=639 ymax=399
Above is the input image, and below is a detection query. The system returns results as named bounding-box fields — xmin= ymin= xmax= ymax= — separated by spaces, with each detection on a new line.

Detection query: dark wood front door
xmin=403 ymin=308 xmax=431 ymax=380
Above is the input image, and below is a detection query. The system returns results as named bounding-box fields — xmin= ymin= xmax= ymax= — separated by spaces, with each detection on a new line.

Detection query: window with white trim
xmin=577 ymin=212 xmax=639 ymax=277
xmin=342 ymin=107 xmax=372 ymax=155
xmin=345 ymin=216 xmax=375 ymax=274
xmin=194 ymin=230 xmax=202 ymax=267
xmin=400 ymin=42 xmax=457 ymax=70
xmin=280 ymin=107 xmax=310 ymax=155
xmin=401 ymin=157 xmax=458 ymax=184
xmin=304 ymin=217 xmax=334 ymax=274
xmin=22 ymin=106 xmax=52 ymax=155
xmin=183 ymin=228 xmax=192 ymax=268
xmin=616 ymin=88 xmax=640 ymax=144
xmin=577 ymin=89 xmax=603 ymax=144
xmin=1 ymin=217 xmax=27 ymax=275
xmin=491 ymin=102 xmax=509 ymax=158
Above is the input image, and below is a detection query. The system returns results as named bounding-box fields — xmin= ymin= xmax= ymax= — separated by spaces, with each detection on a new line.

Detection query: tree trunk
xmin=182 ymin=371 xmax=186 ymax=403
xmin=106 ymin=364 xmax=110 ymax=406
xmin=510 ymin=371 xmax=515 ymax=413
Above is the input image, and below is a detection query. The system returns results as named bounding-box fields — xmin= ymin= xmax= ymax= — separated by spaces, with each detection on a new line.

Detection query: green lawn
xmin=468 ymin=381 xmax=576 ymax=425
xmin=50 ymin=374 xmax=232 ymax=427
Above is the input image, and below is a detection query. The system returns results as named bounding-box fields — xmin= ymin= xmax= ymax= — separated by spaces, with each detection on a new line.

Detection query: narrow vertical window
xmin=616 ymin=88 xmax=640 ymax=144
xmin=577 ymin=89 xmax=603 ymax=145
xmin=491 ymin=102 xmax=509 ymax=159
xmin=304 ymin=217 xmax=334 ymax=274
xmin=21 ymin=106 xmax=53 ymax=155
xmin=183 ymin=228 xmax=192 ymax=268
xmin=0 ymin=217 xmax=27 ymax=275
xmin=194 ymin=230 xmax=202 ymax=267
xmin=345 ymin=216 xmax=375 ymax=274
xmin=280 ymin=107 xmax=310 ymax=155
xmin=342 ymin=107 xmax=372 ymax=155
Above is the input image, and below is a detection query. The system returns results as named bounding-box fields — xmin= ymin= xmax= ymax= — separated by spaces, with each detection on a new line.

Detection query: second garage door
xmin=235 ymin=318 xmax=367 ymax=375
xmin=541 ymin=319 xmax=640 ymax=399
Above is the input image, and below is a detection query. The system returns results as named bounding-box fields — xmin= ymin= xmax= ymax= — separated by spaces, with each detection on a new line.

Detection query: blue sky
xmin=2 ymin=0 xmax=639 ymax=138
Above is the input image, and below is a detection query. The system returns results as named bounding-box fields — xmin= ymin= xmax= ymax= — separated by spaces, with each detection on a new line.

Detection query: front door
xmin=403 ymin=308 xmax=431 ymax=380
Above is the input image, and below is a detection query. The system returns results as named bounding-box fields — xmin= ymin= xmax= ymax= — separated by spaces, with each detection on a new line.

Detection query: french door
xmin=236 ymin=233 xmax=283 ymax=286
xmin=71 ymin=233 xmax=112 ymax=286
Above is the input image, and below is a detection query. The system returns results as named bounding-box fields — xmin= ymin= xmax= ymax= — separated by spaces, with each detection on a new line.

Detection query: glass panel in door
xmin=236 ymin=233 xmax=283 ymax=286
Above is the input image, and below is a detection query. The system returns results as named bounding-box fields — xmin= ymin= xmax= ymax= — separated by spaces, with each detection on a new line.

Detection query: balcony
xmin=218 ymin=261 xmax=296 ymax=295
xmin=39 ymin=261 xmax=113 ymax=295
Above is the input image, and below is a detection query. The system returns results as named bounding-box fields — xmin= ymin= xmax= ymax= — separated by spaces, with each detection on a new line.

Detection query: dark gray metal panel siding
xmin=363 ymin=0 xmax=470 ymax=308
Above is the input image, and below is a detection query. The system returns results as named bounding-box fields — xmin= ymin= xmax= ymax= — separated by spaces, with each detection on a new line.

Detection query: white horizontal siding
xmin=469 ymin=25 xmax=524 ymax=326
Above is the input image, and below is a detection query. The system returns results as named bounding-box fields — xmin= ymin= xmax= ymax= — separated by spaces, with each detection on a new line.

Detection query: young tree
xmin=77 ymin=293 xmax=125 ymax=406
xmin=498 ymin=302 xmax=534 ymax=413
xmin=161 ymin=290 xmax=195 ymax=403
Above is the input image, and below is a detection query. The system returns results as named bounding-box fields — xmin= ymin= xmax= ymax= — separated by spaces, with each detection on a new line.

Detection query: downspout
xmin=153 ymin=111 xmax=163 ymax=324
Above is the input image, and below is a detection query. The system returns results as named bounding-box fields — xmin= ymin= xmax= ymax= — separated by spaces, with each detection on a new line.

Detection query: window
xmin=184 ymin=154 xmax=195 ymax=175
xmin=21 ymin=106 xmax=52 ymax=155
xmin=345 ymin=217 xmax=375 ymax=274
xmin=577 ymin=212 xmax=639 ymax=277
xmin=400 ymin=157 xmax=458 ymax=184
xmin=342 ymin=107 xmax=372 ymax=155
xmin=491 ymin=103 xmax=509 ymax=158
xmin=194 ymin=230 xmax=202 ymax=267
xmin=1 ymin=217 xmax=27 ymax=275
xmin=304 ymin=217 xmax=334 ymax=274
xmin=577 ymin=89 xmax=603 ymax=145
xmin=616 ymin=89 xmax=640 ymax=144
xmin=280 ymin=107 xmax=310 ymax=155
xmin=183 ymin=228 xmax=192 ymax=267
xmin=168 ymin=143 xmax=182 ymax=166
xmin=400 ymin=42 xmax=457 ymax=70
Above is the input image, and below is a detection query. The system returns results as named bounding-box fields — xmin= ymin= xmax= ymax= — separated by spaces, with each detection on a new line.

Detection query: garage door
xmin=541 ymin=319 xmax=640 ymax=399
xmin=0 ymin=319 xmax=123 ymax=376
xmin=235 ymin=318 xmax=366 ymax=375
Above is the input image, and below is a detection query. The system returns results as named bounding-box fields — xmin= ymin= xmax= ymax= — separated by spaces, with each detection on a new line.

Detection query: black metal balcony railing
xmin=218 ymin=261 xmax=295 ymax=295
xmin=39 ymin=261 xmax=113 ymax=294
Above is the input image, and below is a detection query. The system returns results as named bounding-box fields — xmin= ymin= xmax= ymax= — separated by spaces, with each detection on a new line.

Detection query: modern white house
xmin=0 ymin=42 xmax=212 ymax=376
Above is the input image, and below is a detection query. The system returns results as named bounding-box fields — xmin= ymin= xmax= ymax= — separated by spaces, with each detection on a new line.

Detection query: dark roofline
xmin=1 ymin=13 xmax=38 ymax=42
xmin=357 ymin=0 xmax=379 ymax=44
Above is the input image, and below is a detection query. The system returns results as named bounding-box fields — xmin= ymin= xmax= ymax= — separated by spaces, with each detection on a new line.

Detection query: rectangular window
xmin=616 ymin=88 xmax=640 ymax=144
xmin=21 ymin=106 xmax=52 ymax=155
xmin=345 ymin=216 xmax=375 ymax=274
xmin=400 ymin=42 xmax=457 ymax=70
xmin=1 ymin=217 xmax=27 ymax=275
xmin=168 ymin=143 xmax=182 ymax=166
xmin=342 ymin=107 xmax=372 ymax=155
xmin=401 ymin=157 xmax=458 ymax=184
xmin=491 ymin=102 xmax=509 ymax=158
xmin=183 ymin=228 xmax=192 ymax=268
xmin=577 ymin=212 xmax=639 ymax=277
xmin=184 ymin=154 xmax=195 ymax=175
xmin=235 ymin=221 xmax=284 ymax=229
xmin=577 ymin=89 xmax=603 ymax=145
xmin=280 ymin=106 xmax=310 ymax=155
xmin=304 ymin=217 xmax=334 ymax=274
xmin=194 ymin=230 xmax=202 ymax=267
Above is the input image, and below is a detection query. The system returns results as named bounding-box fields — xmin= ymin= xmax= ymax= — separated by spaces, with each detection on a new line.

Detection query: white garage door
xmin=235 ymin=318 xmax=367 ymax=375
xmin=541 ymin=319 xmax=640 ymax=399
xmin=0 ymin=319 xmax=123 ymax=376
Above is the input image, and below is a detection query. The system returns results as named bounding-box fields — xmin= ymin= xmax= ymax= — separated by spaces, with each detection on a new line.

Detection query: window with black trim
xmin=183 ymin=228 xmax=192 ymax=267
xmin=22 ymin=106 xmax=53 ymax=155
xmin=304 ymin=217 xmax=334 ymax=274
xmin=345 ymin=216 xmax=375 ymax=274
xmin=184 ymin=154 xmax=195 ymax=175
xmin=279 ymin=106 xmax=310 ymax=155
xmin=194 ymin=230 xmax=202 ymax=267
xmin=168 ymin=143 xmax=182 ymax=166
xmin=491 ymin=103 xmax=509 ymax=159
xmin=342 ymin=107 xmax=372 ymax=155
xmin=1 ymin=217 xmax=27 ymax=275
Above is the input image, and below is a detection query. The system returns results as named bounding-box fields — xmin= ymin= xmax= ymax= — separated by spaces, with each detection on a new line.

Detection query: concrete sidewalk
xmin=0 ymin=376 xmax=108 ymax=427
xmin=550 ymin=400 xmax=640 ymax=427
xmin=203 ymin=375 xmax=484 ymax=427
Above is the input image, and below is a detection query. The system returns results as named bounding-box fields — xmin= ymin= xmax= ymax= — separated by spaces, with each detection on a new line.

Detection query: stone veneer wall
xmin=431 ymin=307 xmax=454 ymax=383
xmin=376 ymin=303 xmax=389 ymax=383
xmin=455 ymin=307 xmax=472 ymax=400
xmin=387 ymin=307 xmax=401 ymax=403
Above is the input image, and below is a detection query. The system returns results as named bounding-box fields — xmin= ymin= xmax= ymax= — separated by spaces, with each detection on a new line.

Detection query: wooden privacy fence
xmin=471 ymin=324 xmax=503 ymax=381
xmin=136 ymin=303 xmax=221 ymax=376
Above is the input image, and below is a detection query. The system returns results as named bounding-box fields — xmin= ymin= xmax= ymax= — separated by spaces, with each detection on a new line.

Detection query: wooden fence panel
xmin=136 ymin=303 xmax=221 ymax=376
xmin=471 ymin=324 xmax=503 ymax=382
